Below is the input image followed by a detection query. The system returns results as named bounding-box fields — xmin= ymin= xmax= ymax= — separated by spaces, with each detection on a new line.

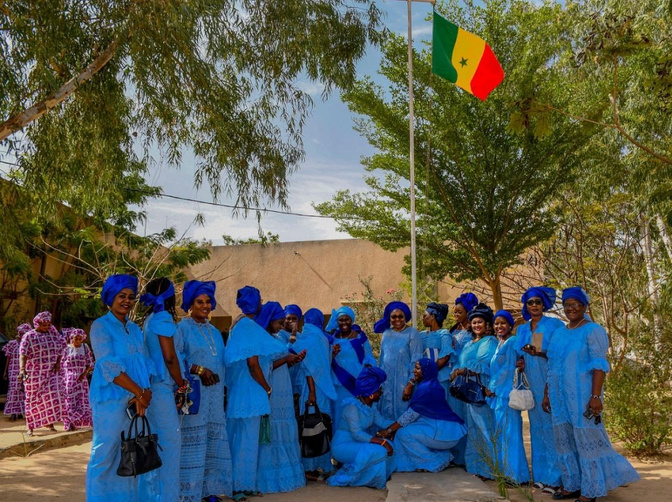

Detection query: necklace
xmin=567 ymin=319 xmax=587 ymax=330
xmin=192 ymin=318 xmax=217 ymax=356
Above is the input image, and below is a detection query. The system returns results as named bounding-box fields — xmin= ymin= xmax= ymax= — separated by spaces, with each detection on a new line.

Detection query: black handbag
xmin=297 ymin=402 xmax=333 ymax=458
xmin=450 ymin=373 xmax=487 ymax=405
xmin=117 ymin=414 xmax=163 ymax=477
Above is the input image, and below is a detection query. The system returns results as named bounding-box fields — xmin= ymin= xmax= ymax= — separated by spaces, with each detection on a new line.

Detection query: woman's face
xmin=413 ymin=361 xmax=423 ymax=382
xmin=35 ymin=320 xmax=51 ymax=333
xmin=72 ymin=334 xmax=84 ymax=347
xmin=493 ymin=317 xmax=512 ymax=338
xmin=471 ymin=317 xmax=486 ymax=336
xmin=337 ymin=315 xmax=353 ymax=333
xmin=190 ymin=294 xmax=212 ymax=322
xmin=526 ymin=296 xmax=544 ymax=318
xmin=268 ymin=317 xmax=284 ymax=335
xmin=563 ymin=300 xmax=586 ymax=323
xmin=111 ymin=288 xmax=136 ymax=319
xmin=421 ymin=311 xmax=435 ymax=328
xmin=454 ymin=304 xmax=468 ymax=325
xmin=390 ymin=309 xmax=406 ymax=331
xmin=284 ymin=314 xmax=299 ymax=331
xmin=371 ymin=387 xmax=383 ymax=402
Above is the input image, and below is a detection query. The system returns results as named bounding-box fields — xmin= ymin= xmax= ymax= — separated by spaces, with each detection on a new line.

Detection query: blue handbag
xmin=177 ymin=362 xmax=201 ymax=415
xmin=449 ymin=373 xmax=487 ymax=405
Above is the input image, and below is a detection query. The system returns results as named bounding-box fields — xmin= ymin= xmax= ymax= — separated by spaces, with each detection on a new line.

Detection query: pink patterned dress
xmin=19 ymin=328 xmax=66 ymax=430
xmin=3 ymin=340 xmax=25 ymax=416
xmin=61 ymin=343 xmax=94 ymax=429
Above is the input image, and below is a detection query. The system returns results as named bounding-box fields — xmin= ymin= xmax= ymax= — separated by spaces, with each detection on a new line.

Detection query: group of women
xmin=67 ymin=272 xmax=636 ymax=502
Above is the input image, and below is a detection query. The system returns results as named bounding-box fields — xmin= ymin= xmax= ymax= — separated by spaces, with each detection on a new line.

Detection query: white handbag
xmin=508 ymin=368 xmax=535 ymax=411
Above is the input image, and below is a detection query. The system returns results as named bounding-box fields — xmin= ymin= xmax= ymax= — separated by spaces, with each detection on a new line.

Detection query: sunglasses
xmin=526 ymin=299 xmax=543 ymax=306
xmin=563 ymin=302 xmax=584 ymax=310
xmin=390 ymin=314 xmax=405 ymax=320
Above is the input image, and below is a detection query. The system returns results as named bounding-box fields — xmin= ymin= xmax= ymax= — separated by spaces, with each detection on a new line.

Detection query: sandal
xmin=231 ymin=494 xmax=248 ymax=502
xmin=543 ymin=486 xmax=558 ymax=495
xmin=243 ymin=491 xmax=263 ymax=498
xmin=25 ymin=429 xmax=34 ymax=437
xmin=533 ymin=482 xmax=545 ymax=490
xmin=553 ymin=490 xmax=580 ymax=500
xmin=575 ymin=498 xmax=596 ymax=502
xmin=203 ymin=497 xmax=223 ymax=502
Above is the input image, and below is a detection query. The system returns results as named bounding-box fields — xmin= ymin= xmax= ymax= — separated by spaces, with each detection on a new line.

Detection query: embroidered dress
xmin=488 ymin=336 xmax=530 ymax=484
xmin=547 ymin=322 xmax=639 ymax=498
xmin=142 ymin=312 xmax=182 ymax=502
xmin=515 ymin=315 xmax=564 ymax=486
xmin=85 ymin=311 xmax=157 ymax=502
xmin=61 ymin=343 xmax=94 ymax=429
xmin=378 ymin=326 xmax=423 ymax=421
xmin=176 ymin=317 xmax=232 ymax=501
xmin=2 ymin=340 xmax=25 ymax=416
xmin=459 ymin=335 xmax=498 ymax=479
xmin=19 ymin=328 xmax=66 ymax=430
xmin=256 ymin=338 xmax=306 ymax=493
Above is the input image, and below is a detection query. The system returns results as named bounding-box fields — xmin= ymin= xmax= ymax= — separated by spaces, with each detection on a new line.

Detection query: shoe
xmin=574 ymin=498 xmax=596 ymax=502
xmin=553 ymin=490 xmax=580 ymax=500
xmin=533 ymin=482 xmax=545 ymax=490
xmin=543 ymin=486 xmax=558 ymax=495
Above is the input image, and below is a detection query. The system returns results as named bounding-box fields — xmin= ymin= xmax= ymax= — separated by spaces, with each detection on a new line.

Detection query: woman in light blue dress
xmin=545 ymin=287 xmax=639 ymax=502
xmin=486 ymin=310 xmax=530 ymax=484
xmin=254 ymin=301 xmax=306 ymax=493
xmin=418 ymin=303 xmax=454 ymax=388
xmin=516 ymin=286 xmax=564 ymax=492
xmin=450 ymin=303 xmax=499 ymax=480
xmin=86 ymin=274 xmax=158 ymax=502
xmin=175 ymin=280 xmax=233 ymax=502
xmin=375 ymin=301 xmax=423 ymax=422
xmin=139 ymin=278 xmax=188 ymax=502
xmin=327 ymin=367 xmax=395 ymax=489
xmin=328 ymin=306 xmax=377 ymax=429
xmin=292 ymin=308 xmax=337 ymax=477
xmin=380 ymin=358 xmax=466 ymax=472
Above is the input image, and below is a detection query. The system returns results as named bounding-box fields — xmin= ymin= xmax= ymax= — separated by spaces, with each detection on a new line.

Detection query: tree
xmin=317 ymin=0 xmax=593 ymax=309
xmin=0 ymin=0 xmax=384 ymax=220
xmin=221 ymin=232 xmax=280 ymax=246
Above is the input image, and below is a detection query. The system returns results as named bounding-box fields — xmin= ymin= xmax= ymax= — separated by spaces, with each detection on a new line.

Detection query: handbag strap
xmin=304 ymin=401 xmax=324 ymax=421
xmin=513 ymin=368 xmax=531 ymax=390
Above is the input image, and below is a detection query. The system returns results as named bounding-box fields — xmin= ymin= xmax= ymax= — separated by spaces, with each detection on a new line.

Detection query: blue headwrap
xmin=521 ymin=286 xmax=557 ymax=321
xmin=455 ymin=292 xmax=478 ymax=313
xmin=410 ymin=359 xmax=464 ymax=423
xmin=373 ymin=301 xmax=412 ymax=333
xmin=325 ymin=306 xmax=356 ymax=332
xmin=284 ymin=304 xmax=303 ymax=319
xmin=467 ymin=303 xmax=494 ymax=324
xmin=139 ymin=281 xmax=175 ymax=314
xmin=236 ymin=285 xmax=261 ymax=314
xmin=354 ymin=366 xmax=387 ymax=397
xmin=426 ymin=302 xmax=449 ymax=326
xmin=180 ymin=280 xmax=217 ymax=313
xmin=304 ymin=308 xmax=325 ymax=329
xmin=493 ymin=309 xmax=515 ymax=330
xmin=255 ymin=301 xmax=286 ymax=330
xmin=101 ymin=274 xmax=138 ymax=307
xmin=562 ymin=286 xmax=590 ymax=306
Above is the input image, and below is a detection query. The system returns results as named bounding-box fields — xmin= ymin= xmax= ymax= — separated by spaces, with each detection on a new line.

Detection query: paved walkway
xmin=0 ymin=418 xmax=91 ymax=459
xmin=387 ymin=469 xmax=505 ymax=502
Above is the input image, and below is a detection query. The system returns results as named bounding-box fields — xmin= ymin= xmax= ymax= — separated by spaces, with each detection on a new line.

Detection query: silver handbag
xmin=508 ymin=368 xmax=535 ymax=411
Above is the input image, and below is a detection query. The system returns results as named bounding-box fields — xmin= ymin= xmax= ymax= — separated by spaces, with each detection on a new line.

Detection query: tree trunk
xmin=490 ymin=274 xmax=504 ymax=310
xmin=641 ymin=216 xmax=662 ymax=349
xmin=655 ymin=213 xmax=672 ymax=263
xmin=0 ymin=40 xmax=118 ymax=142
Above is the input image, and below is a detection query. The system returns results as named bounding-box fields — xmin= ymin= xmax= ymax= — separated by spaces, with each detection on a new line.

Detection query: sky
xmin=136 ymin=1 xmax=436 ymax=245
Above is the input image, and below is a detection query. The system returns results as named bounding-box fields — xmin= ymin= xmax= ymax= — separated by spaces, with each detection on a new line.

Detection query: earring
xmin=369 ymin=394 xmax=375 ymax=400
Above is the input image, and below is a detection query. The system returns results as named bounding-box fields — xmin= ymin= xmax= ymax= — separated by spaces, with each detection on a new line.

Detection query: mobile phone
xmin=126 ymin=401 xmax=137 ymax=420
xmin=523 ymin=344 xmax=535 ymax=351
xmin=583 ymin=409 xmax=594 ymax=420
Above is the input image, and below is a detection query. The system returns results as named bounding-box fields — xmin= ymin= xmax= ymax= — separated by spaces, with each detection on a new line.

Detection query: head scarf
xmin=16 ymin=323 xmax=32 ymax=336
xmin=140 ymin=281 xmax=175 ymax=314
xmin=180 ymin=280 xmax=217 ymax=313
xmin=325 ymin=306 xmax=356 ymax=333
xmin=255 ymin=301 xmax=286 ymax=330
xmin=493 ymin=310 xmax=515 ymax=331
xmin=455 ymin=292 xmax=478 ymax=313
xmin=101 ymin=274 xmax=138 ymax=307
xmin=304 ymin=308 xmax=325 ymax=330
xmin=468 ymin=303 xmax=494 ymax=324
xmin=521 ymin=286 xmax=557 ymax=321
xmin=409 ymin=358 xmax=464 ymax=423
xmin=426 ymin=302 xmax=449 ymax=327
xmin=373 ymin=301 xmax=412 ymax=333
xmin=562 ymin=286 xmax=590 ymax=306
xmin=67 ymin=328 xmax=87 ymax=342
xmin=284 ymin=304 xmax=303 ymax=319
xmin=236 ymin=285 xmax=261 ymax=314
xmin=354 ymin=366 xmax=387 ymax=397
xmin=33 ymin=311 xmax=52 ymax=327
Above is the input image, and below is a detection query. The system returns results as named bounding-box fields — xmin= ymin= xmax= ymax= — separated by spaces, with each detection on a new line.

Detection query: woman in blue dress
xmin=327 ymin=367 xmax=395 ymax=489
xmin=254 ymin=301 xmax=306 ymax=493
xmin=450 ymin=303 xmax=499 ymax=480
xmin=375 ymin=301 xmax=423 ymax=422
xmin=329 ymin=306 xmax=377 ymax=429
xmin=515 ymin=286 xmax=563 ymax=492
xmin=292 ymin=308 xmax=337 ymax=478
xmin=417 ymin=303 xmax=454 ymax=387
xmin=545 ymin=287 xmax=639 ymax=502
xmin=486 ymin=310 xmax=530 ymax=485
xmin=86 ymin=274 xmax=158 ymax=502
xmin=379 ymin=358 xmax=466 ymax=472
xmin=139 ymin=278 xmax=188 ymax=502
xmin=175 ymin=280 xmax=233 ymax=502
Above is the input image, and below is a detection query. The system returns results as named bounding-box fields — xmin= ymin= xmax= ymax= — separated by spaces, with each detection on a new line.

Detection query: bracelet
xmin=196 ymin=366 xmax=204 ymax=376
xmin=266 ymin=387 xmax=272 ymax=396
xmin=138 ymin=388 xmax=149 ymax=400
xmin=381 ymin=439 xmax=387 ymax=446
xmin=408 ymin=378 xmax=415 ymax=385
xmin=590 ymin=394 xmax=601 ymax=400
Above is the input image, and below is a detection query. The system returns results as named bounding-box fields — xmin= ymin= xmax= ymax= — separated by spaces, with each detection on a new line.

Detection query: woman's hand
xmin=371 ymin=436 xmax=393 ymax=456
xmin=521 ymin=344 xmax=537 ymax=357
xmin=402 ymin=382 xmax=414 ymax=401
xmin=450 ymin=368 xmax=465 ymax=381
xmin=17 ymin=369 xmax=26 ymax=381
xmin=515 ymin=357 xmax=525 ymax=372
xmin=331 ymin=344 xmax=341 ymax=359
xmin=136 ymin=387 xmax=152 ymax=408
xmin=52 ymin=362 xmax=60 ymax=373
xmin=77 ymin=371 xmax=88 ymax=382
xmin=287 ymin=349 xmax=307 ymax=366
xmin=129 ymin=396 xmax=147 ymax=417
xmin=587 ymin=395 xmax=603 ymax=416
xmin=307 ymin=391 xmax=317 ymax=405
xmin=542 ymin=394 xmax=551 ymax=414
xmin=484 ymin=388 xmax=495 ymax=398
xmin=199 ymin=367 xmax=218 ymax=386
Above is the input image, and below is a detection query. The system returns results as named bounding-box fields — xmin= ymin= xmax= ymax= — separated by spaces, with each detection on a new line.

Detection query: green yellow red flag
xmin=431 ymin=11 xmax=504 ymax=101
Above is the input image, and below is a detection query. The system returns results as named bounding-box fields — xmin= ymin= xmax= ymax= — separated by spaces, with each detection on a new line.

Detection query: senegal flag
xmin=432 ymin=12 xmax=504 ymax=101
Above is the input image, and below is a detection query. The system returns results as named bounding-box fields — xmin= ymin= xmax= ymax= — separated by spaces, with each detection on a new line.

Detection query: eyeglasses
xmin=526 ymin=299 xmax=543 ymax=306
xmin=390 ymin=314 xmax=405 ymax=319
xmin=563 ymin=302 xmax=584 ymax=310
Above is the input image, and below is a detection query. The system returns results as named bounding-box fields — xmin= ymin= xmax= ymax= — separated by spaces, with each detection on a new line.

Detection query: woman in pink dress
xmin=61 ymin=328 xmax=95 ymax=431
xmin=2 ymin=323 xmax=31 ymax=420
xmin=18 ymin=311 xmax=66 ymax=435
